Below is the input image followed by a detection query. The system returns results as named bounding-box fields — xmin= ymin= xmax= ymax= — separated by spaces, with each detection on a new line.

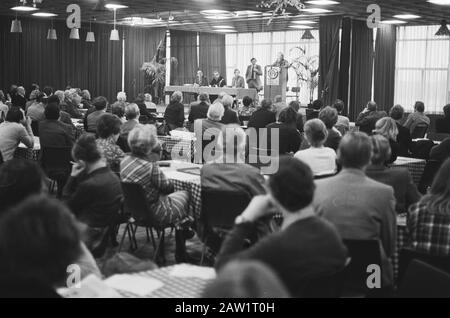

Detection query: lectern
xmin=264 ymin=65 xmax=287 ymax=102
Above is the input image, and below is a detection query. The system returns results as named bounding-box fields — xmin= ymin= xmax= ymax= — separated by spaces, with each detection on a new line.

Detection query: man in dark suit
xmin=436 ymin=104 xmax=450 ymax=134
xmin=220 ymin=94 xmax=240 ymax=125
xmin=39 ymin=103 xmax=75 ymax=149
xmin=389 ymin=105 xmax=412 ymax=156
xmin=188 ymin=93 xmax=210 ymax=131
xmin=210 ymin=71 xmax=226 ymax=88
xmin=355 ymin=101 xmax=387 ymax=135
xmin=246 ymin=58 xmax=263 ymax=91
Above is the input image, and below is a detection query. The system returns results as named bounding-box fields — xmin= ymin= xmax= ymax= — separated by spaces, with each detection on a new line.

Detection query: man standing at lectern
xmin=272 ymin=52 xmax=290 ymax=82
xmin=246 ymin=58 xmax=263 ymax=91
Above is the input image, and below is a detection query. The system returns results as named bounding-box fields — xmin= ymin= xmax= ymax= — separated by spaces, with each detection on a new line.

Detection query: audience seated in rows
xmin=313 ymin=132 xmax=396 ymax=288
xmin=333 ymin=99 xmax=350 ymax=135
xmin=404 ymin=101 xmax=430 ymax=135
xmin=389 ymin=104 xmax=412 ymax=156
xmin=26 ymin=91 xmax=46 ymax=123
xmin=111 ymin=101 xmax=126 ymax=124
xmin=46 ymin=94 xmax=74 ymax=126
xmin=436 ymin=104 xmax=450 ymax=134
xmin=266 ymin=107 xmax=302 ymax=155
xmin=0 ymin=90 xmax=8 ymax=121
xmin=0 ymin=106 xmax=34 ymax=161
xmin=407 ymin=158 xmax=450 ymax=256
xmin=366 ymin=135 xmax=421 ymax=214
xmin=288 ymin=100 xmax=304 ymax=133
xmin=306 ymin=99 xmax=322 ymax=120
xmin=273 ymin=95 xmax=287 ymax=121
xmin=215 ymin=156 xmax=348 ymax=297
xmin=355 ymin=101 xmax=387 ymax=135
xmin=319 ymin=106 xmax=342 ymax=151
xmin=63 ymin=89 xmax=83 ymax=119
xmin=188 ymin=93 xmax=210 ymax=131
xmin=86 ymin=96 xmax=108 ymax=133
xmin=63 ymin=134 xmax=123 ymax=252
xmin=39 ymin=103 xmax=75 ymax=149
xmin=373 ymin=117 xmax=399 ymax=164
xmin=238 ymin=96 xmax=256 ymax=118
xmin=144 ymin=93 xmax=157 ymax=112
xmin=203 ymin=261 xmax=289 ymax=298
xmin=294 ymin=119 xmax=336 ymax=177
xmin=248 ymin=99 xmax=276 ymax=131
xmin=11 ymin=86 xmax=27 ymax=110
xmin=96 ymin=113 xmax=125 ymax=174
xmin=80 ymin=90 xmax=92 ymax=109
xmin=164 ymin=91 xmax=185 ymax=131
xmin=220 ymin=94 xmax=240 ymax=125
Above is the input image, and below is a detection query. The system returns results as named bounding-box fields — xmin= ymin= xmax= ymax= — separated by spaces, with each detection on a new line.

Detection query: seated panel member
xmin=210 ymin=71 xmax=226 ymax=88
xmin=194 ymin=70 xmax=209 ymax=87
xmin=232 ymin=69 xmax=245 ymax=88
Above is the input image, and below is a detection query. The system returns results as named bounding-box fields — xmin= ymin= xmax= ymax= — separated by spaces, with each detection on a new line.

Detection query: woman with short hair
xmin=96 ymin=113 xmax=125 ymax=174
xmin=294 ymin=119 xmax=336 ymax=177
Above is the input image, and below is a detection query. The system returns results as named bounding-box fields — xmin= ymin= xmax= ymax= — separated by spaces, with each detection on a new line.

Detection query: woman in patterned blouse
xmin=96 ymin=113 xmax=125 ymax=174
xmin=408 ymin=158 xmax=450 ymax=256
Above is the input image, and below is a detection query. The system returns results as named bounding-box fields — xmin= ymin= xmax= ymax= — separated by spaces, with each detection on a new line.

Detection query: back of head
xmin=45 ymin=94 xmax=60 ymax=106
xmin=5 ymin=106 xmax=24 ymax=123
xmin=289 ymin=100 xmax=300 ymax=112
xmin=81 ymin=90 xmax=91 ymax=101
xmin=0 ymin=160 xmax=45 ymax=213
xmin=279 ymin=107 xmax=297 ymax=125
xmin=125 ymin=103 xmax=140 ymax=120
xmin=93 ymin=96 xmax=108 ymax=111
xmin=199 ymin=93 xmax=209 ymax=103
xmin=72 ymin=133 xmax=102 ymax=163
xmin=111 ymin=102 xmax=126 ymax=118
xmin=367 ymin=101 xmax=378 ymax=112
xmin=0 ymin=195 xmax=83 ymax=287
xmin=333 ymin=99 xmax=345 ymax=114
xmin=97 ymin=113 xmax=122 ymax=139
xmin=221 ymin=94 xmax=234 ymax=109
xmin=44 ymin=103 xmax=61 ymax=120
xmin=171 ymin=91 xmax=183 ymax=103
xmin=312 ymin=99 xmax=323 ymax=110
xmin=389 ymin=104 xmax=404 ymax=121
xmin=242 ymin=96 xmax=253 ymax=107
xmin=117 ymin=91 xmax=127 ymax=102
xmin=318 ymin=106 xmax=338 ymax=129
xmin=444 ymin=104 xmax=450 ymax=117
xmin=54 ymin=91 xmax=65 ymax=104
xmin=207 ymin=102 xmax=225 ymax=121
xmin=415 ymin=101 xmax=425 ymax=113
xmin=203 ymin=261 xmax=289 ymax=298
xmin=370 ymin=135 xmax=392 ymax=165
xmin=260 ymin=99 xmax=272 ymax=111
xmin=338 ymin=132 xmax=372 ymax=169
xmin=127 ymin=124 xmax=158 ymax=157
xmin=269 ymin=156 xmax=315 ymax=212
xmin=43 ymin=86 xmax=54 ymax=97
xmin=374 ymin=117 xmax=398 ymax=141
xmin=304 ymin=119 xmax=328 ymax=147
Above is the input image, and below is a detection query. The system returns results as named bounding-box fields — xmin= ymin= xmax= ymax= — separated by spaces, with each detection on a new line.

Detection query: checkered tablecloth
xmin=74 ymin=124 xmax=84 ymax=140
xmin=390 ymin=156 xmax=426 ymax=185
xmin=159 ymin=136 xmax=195 ymax=163
xmin=14 ymin=147 xmax=40 ymax=161
xmin=114 ymin=264 xmax=215 ymax=298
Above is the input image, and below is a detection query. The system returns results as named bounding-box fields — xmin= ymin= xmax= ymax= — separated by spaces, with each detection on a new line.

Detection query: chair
xmin=341 ymin=239 xmax=382 ymax=297
xmin=118 ymin=182 xmax=171 ymax=265
xmin=426 ymin=132 xmax=450 ymax=142
xmin=30 ymin=121 xmax=39 ymax=136
xmin=397 ymin=260 xmax=450 ymax=298
xmin=301 ymin=266 xmax=347 ymax=298
xmin=411 ymin=123 xmax=429 ymax=139
xmin=306 ymin=108 xmax=319 ymax=120
xmin=417 ymin=160 xmax=442 ymax=194
xmin=398 ymin=247 xmax=450 ymax=285
xmin=40 ymin=147 xmax=72 ymax=198
xmin=200 ymin=188 xmax=251 ymax=264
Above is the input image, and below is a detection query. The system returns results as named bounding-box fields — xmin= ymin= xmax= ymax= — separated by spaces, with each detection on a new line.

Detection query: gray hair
xmin=54 ymin=90 xmax=65 ymax=103
xmin=304 ymin=119 xmax=328 ymax=148
xmin=171 ymin=91 xmax=183 ymax=103
xmin=125 ymin=103 xmax=140 ymax=120
xmin=128 ymin=125 xmax=158 ymax=157
xmin=207 ymin=102 xmax=225 ymax=121
xmin=221 ymin=94 xmax=234 ymax=108
xmin=117 ymin=91 xmax=127 ymax=102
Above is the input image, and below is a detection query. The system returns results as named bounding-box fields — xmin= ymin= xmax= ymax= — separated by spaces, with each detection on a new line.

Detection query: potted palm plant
xmin=289 ymin=46 xmax=319 ymax=104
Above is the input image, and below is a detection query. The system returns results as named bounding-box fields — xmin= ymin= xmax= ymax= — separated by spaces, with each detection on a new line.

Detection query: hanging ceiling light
xmin=69 ymin=28 xmax=80 ymax=40
xmin=110 ymin=8 xmax=120 ymax=41
xmin=301 ymin=29 xmax=315 ymax=39
xmin=86 ymin=17 xmax=96 ymax=42
xmin=47 ymin=19 xmax=57 ymax=40
xmin=10 ymin=13 xmax=22 ymax=33
xmin=11 ymin=0 xmax=39 ymax=12
xmin=435 ymin=20 xmax=450 ymax=36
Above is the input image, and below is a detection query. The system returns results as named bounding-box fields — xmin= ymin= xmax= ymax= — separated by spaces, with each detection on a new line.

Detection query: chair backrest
xmin=201 ymin=188 xmax=251 ymax=230
xmin=31 ymin=121 xmax=39 ymax=136
xmin=301 ymin=267 xmax=347 ymax=298
xmin=306 ymin=108 xmax=319 ymax=121
xmin=398 ymin=247 xmax=450 ymax=285
xmin=418 ymin=160 xmax=442 ymax=194
xmin=427 ymin=132 xmax=450 ymax=142
xmin=411 ymin=123 xmax=429 ymax=139
xmin=121 ymin=182 xmax=156 ymax=225
xmin=40 ymin=147 xmax=73 ymax=177
xmin=397 ymin=259 xmax=450 ymax=298
xmin=342 ymin=239 xmax=382 ymax=293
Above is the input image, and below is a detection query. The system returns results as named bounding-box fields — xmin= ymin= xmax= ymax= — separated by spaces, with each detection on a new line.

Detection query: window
xmin=226 ymin=30 xmax=319 ymax=104
xmin=394 ymin=25 xmax=450 ymax=114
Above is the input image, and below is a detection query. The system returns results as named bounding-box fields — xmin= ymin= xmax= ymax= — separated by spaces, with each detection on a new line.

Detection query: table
xmin=14 ymin=136 xmax=40 ymax=161
xmin=71 ymin=119 xmax=85 ymax=139
xmin=165 ymin=85 xmax=258 ymax=100
xmin=159 ymin=135 xmax=196 ymax=163
xmin=390 ymin=156 xmax=426 ymax=185
xmin=111 ymin=264 xmax=215 ymax=298
xmin=160 ymin=161 xmax=202 ymax=222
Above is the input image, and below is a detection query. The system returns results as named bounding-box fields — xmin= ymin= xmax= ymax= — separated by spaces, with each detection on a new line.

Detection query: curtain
xmin=0 ymin=17 xmax=122 ymax=103
xmin=349 ymin=20 xmax=374 ymax=121
xmin=374 ymin=25 xmax=396 ymax=112
xmin=124 ymin=27 xmax=166 ymax=101
xmin=199 ymin=33 xmax=227 ymax=83
xmin=170 ymin=30 xmax=198 ymax=86
xmin=338 ymin=17 xmax=351 ymax=114
xmin=318 ymin=16 xmax=341 ymax=106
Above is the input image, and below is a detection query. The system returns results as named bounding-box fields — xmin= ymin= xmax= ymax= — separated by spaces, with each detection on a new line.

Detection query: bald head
xmin=367 ymin=101 xmax=378 ymax=112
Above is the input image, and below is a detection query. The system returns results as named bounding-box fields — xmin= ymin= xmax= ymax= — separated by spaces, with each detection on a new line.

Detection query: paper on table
xmin=57 ymin=274 xmax=123 ymax=298
xmin=170 ymin=264 xmax=216 ymax=280
xmin=163 ymin=170 xmax=200 ymax=182
xmin=104 ymin=274 xmax=164 ymax=297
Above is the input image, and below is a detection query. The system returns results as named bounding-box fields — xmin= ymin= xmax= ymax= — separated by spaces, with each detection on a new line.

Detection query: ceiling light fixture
xmin=301 ymin=8 xmax=332 ymax=13
xmin=393 ymin=14 xmax=421 ymax=19
xmin=110 ymin=7 xmax=121 ymax=41
xmin=105 ymin=3 xmax=129 ymax=10
xmin=381 ymin=19 xmax=407 ymax=24
xmin=301 ymin=29 xmax=315 ymax=39
xmin=289 ymin=25 xmax=313 ymax=29
xmin=428 ymin=0 xmax=450 ymax=5
xmin=291 ymin=20 xmax=316 ymax=24
xmin=32 ymin=12 xmax=57 ymax=17
xmin=47 ymin=19 xmax=57 ymax=40
xmin=435 ymin=19 xmax=450 ymax=36
xmin=86 ymin=17 xmax=96 ymax=42
xmin=306 ymin=0 xmax=339 ymax=5
xmin=10 ymin=14 xmax=22 ymax=33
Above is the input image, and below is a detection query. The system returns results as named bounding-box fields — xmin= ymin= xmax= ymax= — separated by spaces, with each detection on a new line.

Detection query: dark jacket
xmin=396 ymin=122 xmax=412 ymax=156
xmin=164 ymin=101 xmax=185 ymax=130
xmin=39 ymin=120 xmax=75 ymax=149
xmin=248 ymin=109 xmax=276 ymax=129
xmin=266 ymin=122 xmax=302 ymax=155
xmin=220 ymin=108 xmax=240 ymax=125
xmin=356 ymin=110 xmax=388 ymax=135
xmin=188 ymin=102 xmax=210 ymax=123
xmin=429 ymin=138 xmax=450 ymax=162
xmin=366 ymin=165 xmax=421 ymax=214
xmin=62 ymin=100 xmax=83 ymax=119
xmin=210 ymin=76 xmax=226 ymax=88
xmin=216 ymin=216 xmax=348 ymax=297
xmin=11 ymin=94 xmax=27 ymax=110
xmin=436 ymin=116 xmax=450 ymax=134
xmin=324 ymin=128 xmax=341 ymax=151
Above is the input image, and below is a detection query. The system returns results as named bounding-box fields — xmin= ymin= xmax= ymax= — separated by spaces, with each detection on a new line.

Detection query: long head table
xmin=165 ymin=85 xmax=257 ymax=100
